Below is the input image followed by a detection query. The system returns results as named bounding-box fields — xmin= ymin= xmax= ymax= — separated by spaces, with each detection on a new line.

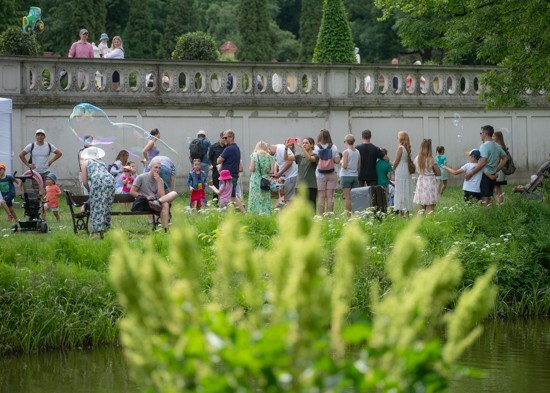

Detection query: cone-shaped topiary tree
xmin=312 ymin=0 xmax=356 ymax=63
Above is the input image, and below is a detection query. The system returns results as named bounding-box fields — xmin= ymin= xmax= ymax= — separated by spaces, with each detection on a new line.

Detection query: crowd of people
xmin=1 ymin=121 xmax=533 ymax=238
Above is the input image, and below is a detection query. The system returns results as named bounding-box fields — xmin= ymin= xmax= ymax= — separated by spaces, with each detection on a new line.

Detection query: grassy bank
xmin=0 ymin=186 xmax=549 ymax=354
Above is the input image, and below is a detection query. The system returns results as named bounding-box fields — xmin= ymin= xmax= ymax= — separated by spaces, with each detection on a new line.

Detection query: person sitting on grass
xmin=444 ymin=149 xmax=495 ymax=202
xmin=42 ymin=173 xmax=61 ymax=221
xmin=0 ymin=164 xmax=20 ymax=221
xmin=130 ymin=160 xmax=178 ymax=232
xmin=188 ymin=158 xmax=208 ymax=211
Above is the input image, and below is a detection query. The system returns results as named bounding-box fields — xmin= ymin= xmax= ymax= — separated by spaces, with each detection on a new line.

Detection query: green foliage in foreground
xmin=110 ymin=196 xmax=495 ymax=391
xmin=0 ymin=26 xmax=41 ymax=56
xmin=0 ymin=187 xmax=549 ymax=356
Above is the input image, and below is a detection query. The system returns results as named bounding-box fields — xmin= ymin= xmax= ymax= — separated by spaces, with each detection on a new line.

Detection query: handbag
xmin=406 ymin=147 xmax=416 ymax=174
xmin=501 ymin=152 xmax=516 ymax=175
xmin=256 ymin=155 xmax=271 ymax=191
xmin=131 ymin=195 xmax=150 ymax=212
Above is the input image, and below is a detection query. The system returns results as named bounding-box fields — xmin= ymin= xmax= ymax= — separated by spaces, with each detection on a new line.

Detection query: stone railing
xmin=1 ymin=56 xmax=547 ymax=109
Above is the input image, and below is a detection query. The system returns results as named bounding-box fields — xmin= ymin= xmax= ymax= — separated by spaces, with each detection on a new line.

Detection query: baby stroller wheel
xmin=11 ymin=223 xmax=19 ymax=232
xmin=40 ymin=221 xmax=48 ymax=233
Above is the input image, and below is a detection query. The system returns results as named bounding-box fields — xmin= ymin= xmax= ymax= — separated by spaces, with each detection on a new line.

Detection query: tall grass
xmin=0 ymin=186 xmax=549 ymax=354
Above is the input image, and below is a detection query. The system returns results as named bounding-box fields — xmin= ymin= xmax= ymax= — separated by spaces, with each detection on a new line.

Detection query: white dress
xmin=394 ymin=145 xmax=413 ymax=212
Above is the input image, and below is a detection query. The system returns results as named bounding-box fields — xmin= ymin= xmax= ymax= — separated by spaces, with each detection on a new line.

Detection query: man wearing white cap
xmin=189 ymin=130 xmax=211 ymax=180
xmin=19 ymin=129 xmax=63 ymax=182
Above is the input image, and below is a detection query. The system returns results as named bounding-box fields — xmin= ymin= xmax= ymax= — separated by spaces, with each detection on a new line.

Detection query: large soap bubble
xmin=68 ymin=103 xmax=180 ymax=165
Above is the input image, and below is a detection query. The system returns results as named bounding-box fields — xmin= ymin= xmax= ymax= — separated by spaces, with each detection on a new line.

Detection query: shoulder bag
xmin=256 ymin=155 xmax=271 ymax=191
xmin=406 ymin=147 xmax=416 ymax=174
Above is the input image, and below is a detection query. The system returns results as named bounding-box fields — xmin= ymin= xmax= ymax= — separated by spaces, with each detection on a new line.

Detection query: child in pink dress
xmin=209 ymin=169 xmax=233 ymax=208
xmin=121 ymin=166 xmax=134 ymax=193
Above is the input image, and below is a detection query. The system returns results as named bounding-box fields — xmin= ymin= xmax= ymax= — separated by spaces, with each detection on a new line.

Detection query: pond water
xmin=1 ymin=319 xmax=549 ymax=392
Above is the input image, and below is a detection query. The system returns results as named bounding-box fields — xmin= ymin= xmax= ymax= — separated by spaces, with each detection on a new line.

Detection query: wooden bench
xmin=64 ymin=190 xmax=159 ymax=234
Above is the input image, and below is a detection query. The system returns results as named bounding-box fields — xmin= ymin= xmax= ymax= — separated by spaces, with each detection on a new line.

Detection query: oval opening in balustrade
xmin=354 ymin=76 xmax=360 ymax=94
xmin=209 ymin=73 xmax=220 ymax=93
xmin=179 ymin=73 xmax=187 ymax=91
xmin=473 ymin=77 xmax=480 ymax=94
xmin=94 ymin=70 xmax=106 ymax=92
xmin=272 ymin=73 xmax=282 ymax=93
xmin=256 ymin=74 xmax=266 ymax=92
xmin=78 ymin=73 xmax=90 ymax=91
xmin=432 ymin=76 xmax=442 ymax=94
xmin=194 ymin=72 xmax=204 ymax=92
xmin=146 ymin=72 xmax=155 ymax=90
xmin=317 ymin=73 xmax=324 ymax=93
xmin=364 ymin=74 xmax=374 ymax=94
xmin=460 ymin=77 xmax=468 ymax=94
xmin=129 ymin=71 xmax=138 ymax=91
xmin=28 ymin=69 xmax=36 ymax=89
xmin=302 ymin=74 xmax=312 ymax=93
xmin=420 ymin=75 xmax=429 ymax=94
xmin=111 ymin=70 xmax=121 ymax=91
xmin=287 ymin=73 xmax=297 ymax=93
xmin=40 ymin=69 xmax=52 ymax=90
xmin=378 ymin=74 xmax=388 ymax=94
xmin=59 ymin=70 xmax=70 ymax=91
xmin=446 ymin=76 xmax=456 ymax=94
xmin=242 ymin=74 xmax=251 ymax=93
xmin=226 ymin=73 xmax=234 ymax=92
xmin=405 ymin=74 xmax=415 ymax=94
xmin=162 ymin=72 xmax=171 ymax=91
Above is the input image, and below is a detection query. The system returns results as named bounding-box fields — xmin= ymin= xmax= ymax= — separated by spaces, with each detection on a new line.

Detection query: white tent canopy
xmin=0 ymin=98 xmax=12 ymax=174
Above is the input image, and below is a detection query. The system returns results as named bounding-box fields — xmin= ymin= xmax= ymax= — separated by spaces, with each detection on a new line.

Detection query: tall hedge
xmin=159 ymin=0 xmax=200 ymax=59
xmin=237 ymin=0 xmax=272 ymax=61
xmin=0 ymin=26 xmax=41 ymax=56
xmin=123 ymin=0 xmax=153 ymax=58
xmin=312 ymin=0 xmax=356 ymax=63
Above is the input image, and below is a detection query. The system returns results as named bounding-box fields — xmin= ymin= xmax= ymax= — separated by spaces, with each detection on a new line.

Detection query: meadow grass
xmin=0 ymin=185 xmax=549 ymax=354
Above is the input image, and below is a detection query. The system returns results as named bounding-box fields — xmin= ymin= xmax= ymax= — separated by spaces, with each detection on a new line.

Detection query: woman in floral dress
xmin=413 ymin=139 xmax=441 ymax=215
xmin=81 ymin=147 xmax=116 ymax=238
xmin=248 ymin=141 xmax=275 ymax=214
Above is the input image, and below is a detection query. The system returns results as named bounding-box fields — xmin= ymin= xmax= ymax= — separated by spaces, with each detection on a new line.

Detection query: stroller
xmin=270 ymin=181 xmax=285 ymax=207
xmin=513 ymin=157 xmax=550 ymax=199
xmin=12 ymin=170 xmax=48 ymax=233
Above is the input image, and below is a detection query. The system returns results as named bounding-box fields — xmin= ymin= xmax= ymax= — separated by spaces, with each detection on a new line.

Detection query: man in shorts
xmin=19 ymin=129 xmax=63 ymax=183
xmin=464 ymin=125 xmax=508 ymax=206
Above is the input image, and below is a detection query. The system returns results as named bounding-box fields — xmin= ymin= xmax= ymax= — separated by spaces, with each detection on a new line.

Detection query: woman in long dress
xmin=392 ymin=130 xmax=414 ymax=216
xmin=248 ymin=141 xmax=275 ymax=214
xmin=81 ymin=147 xmax=115 ymax=239
xmin=413 ymin=139 xmax=441 ymax=215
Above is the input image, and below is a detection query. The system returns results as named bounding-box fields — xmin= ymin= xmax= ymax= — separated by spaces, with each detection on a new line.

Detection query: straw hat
xmin=80 ymin=147 xmax=105 ymax=160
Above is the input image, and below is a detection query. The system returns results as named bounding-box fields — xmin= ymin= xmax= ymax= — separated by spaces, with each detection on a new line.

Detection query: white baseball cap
xmin=197 ymin=130 xmax=206 ymax=137
xmin=35 ymin=129 xmax=46 ymax=136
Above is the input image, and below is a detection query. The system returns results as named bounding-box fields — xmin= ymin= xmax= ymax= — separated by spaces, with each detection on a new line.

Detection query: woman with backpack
xmin=313 ymin=129 xmax=340 ymax=215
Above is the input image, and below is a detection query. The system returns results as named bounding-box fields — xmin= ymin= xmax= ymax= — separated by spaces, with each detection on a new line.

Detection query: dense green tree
xmin=0 ymin=25 xmax=41 ymax=55
xmin=237 ymin=0 xmax=272 ymax=61
xmin=275 ymin=0 xmax=301 ymax=38
xmin=123 ymin=0 xmax=153 ymax=58
xmin=313 ymin=0 xmax=355 ymax=63
xmin=171 ymin=31 xmax=219 ymax=61
xmin=202 ymin=0 xmax=240 ymax=46
xmin=345 ymin=0 xmax=403 ymax=63
xmin=105 ymin=0 xmax=130 ymax=39
xmin=270 ymin=21 xmax=300 ymax=62
xmin=0 ymin=0 xmax=19 ymax=34
xmin=299 ymin=0 xmax=323 ymax=61
xmin=374 ymin=0 xmax=550 ymax=107
xmin=159 ymin=0 xmax=200 ymax=59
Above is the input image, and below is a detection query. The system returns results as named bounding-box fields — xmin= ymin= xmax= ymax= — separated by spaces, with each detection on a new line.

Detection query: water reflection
xmin=449 ymin=318 xmax=550 ymax=393
xmin=1 ymin=320 xmax=548 ymax=392
xmin=0 ymin=346 xmax=140 ymax=393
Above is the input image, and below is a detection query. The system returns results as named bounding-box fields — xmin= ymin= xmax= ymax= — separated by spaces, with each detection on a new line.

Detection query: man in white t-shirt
xmin=19 ymin=129 xmax=63 ymax=182
xmin=269 ymin=141 xmax=299 ymax=202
